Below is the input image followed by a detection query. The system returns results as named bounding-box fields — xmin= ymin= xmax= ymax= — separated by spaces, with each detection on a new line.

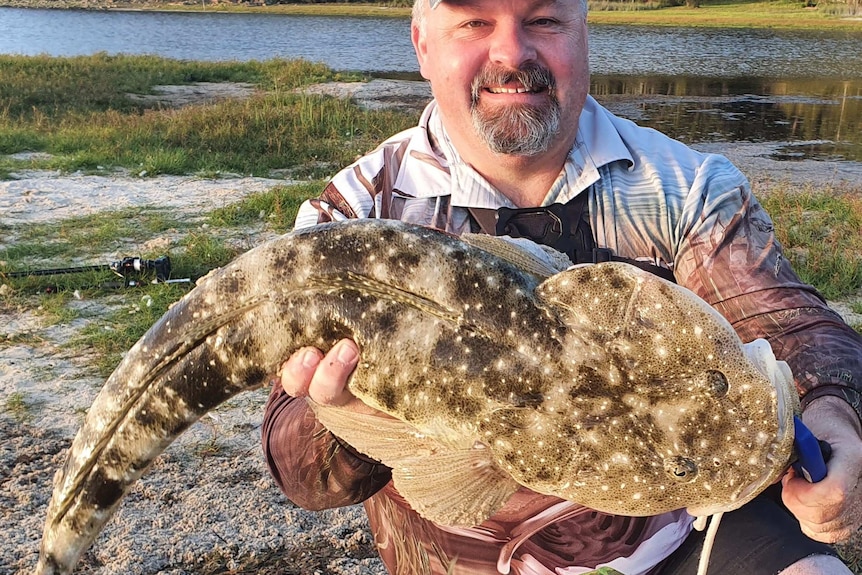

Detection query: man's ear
xmin=412 ymin=21 xmax=431 ymax=81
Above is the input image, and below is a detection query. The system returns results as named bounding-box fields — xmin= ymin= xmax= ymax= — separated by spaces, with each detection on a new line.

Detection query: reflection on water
xmin=592 ymin=75 xmax=862 ymax=162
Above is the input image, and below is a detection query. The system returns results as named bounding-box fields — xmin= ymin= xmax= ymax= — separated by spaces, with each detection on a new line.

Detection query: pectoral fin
xmin=391 ymin=444 xmax=520 ymax=527
xmin=309 ymin=400 xmax=519 ymax=527
xmin=308 ymin=400 xmax=441 ymax=462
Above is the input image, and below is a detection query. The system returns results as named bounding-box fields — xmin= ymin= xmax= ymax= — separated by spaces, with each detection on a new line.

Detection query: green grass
xmin=4 ymin=391 xmax=32 ymax=422
xmin=760 ymin=185 xmax=862 ymax=301
xmin=0 ymin=54 xmax=416 ymax=177
xmin=0 ymin=54 xmax=335 ymax=121
xmin=206 ymin=181 xmax=325 ymax=231
xmin=0 ymin=181 xmax=324 ymax=375
xmin=587 ymin=0 xmax=862 ymax=29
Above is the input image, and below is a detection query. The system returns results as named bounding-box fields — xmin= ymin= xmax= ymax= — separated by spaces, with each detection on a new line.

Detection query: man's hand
xmin=279 ymin=338 xmax=380 ymax=416
xmin=782 ymin=395 xmax=862 ymax=543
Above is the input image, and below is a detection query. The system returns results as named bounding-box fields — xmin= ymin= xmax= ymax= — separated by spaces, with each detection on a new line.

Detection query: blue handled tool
xmin=792 ymin=415 xmax=832 ymax=483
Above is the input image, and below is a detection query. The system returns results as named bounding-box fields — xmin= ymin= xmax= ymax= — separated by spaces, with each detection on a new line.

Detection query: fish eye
xmin=664 ymin=456 xmax=698 ymax=483
xmin=704 ymin=370 xmax=729 ymax=397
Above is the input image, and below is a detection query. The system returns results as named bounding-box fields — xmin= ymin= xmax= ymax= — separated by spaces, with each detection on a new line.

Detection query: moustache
xmin=471 ymin=64 xmax=556 ymax=102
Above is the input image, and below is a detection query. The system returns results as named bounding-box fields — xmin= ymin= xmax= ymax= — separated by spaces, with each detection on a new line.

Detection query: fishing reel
xmin=110 ymin=256 xmax=172 ymax=284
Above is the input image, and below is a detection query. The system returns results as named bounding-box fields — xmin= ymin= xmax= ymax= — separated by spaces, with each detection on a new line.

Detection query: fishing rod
xmin=4 ymin=256 xmax=190 ymax=287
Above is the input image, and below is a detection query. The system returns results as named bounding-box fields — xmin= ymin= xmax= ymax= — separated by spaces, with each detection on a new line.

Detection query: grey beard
xmin=469 ymin=63 xmax=561 ymax=156
xmin=471 ymin=99 xmax=561 ymax=156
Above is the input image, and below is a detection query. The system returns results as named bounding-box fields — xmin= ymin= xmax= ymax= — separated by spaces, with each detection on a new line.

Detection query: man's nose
xmin=487 ymin=22 xmax=538 ymax=69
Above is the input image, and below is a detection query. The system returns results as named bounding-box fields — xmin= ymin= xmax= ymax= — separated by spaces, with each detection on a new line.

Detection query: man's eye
xmin=530 ymin=18 xmax=558 ymax=26
xmin=463 ymin=20 xmax=487 ymax=28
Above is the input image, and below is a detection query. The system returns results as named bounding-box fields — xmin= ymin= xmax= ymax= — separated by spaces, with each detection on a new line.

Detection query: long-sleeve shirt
xmin=263 ymin=97 xmax=862 ymax=575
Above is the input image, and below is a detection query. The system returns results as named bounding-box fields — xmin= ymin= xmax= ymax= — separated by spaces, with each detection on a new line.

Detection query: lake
xmin=1 ymin=7 xmax=861 ymax=162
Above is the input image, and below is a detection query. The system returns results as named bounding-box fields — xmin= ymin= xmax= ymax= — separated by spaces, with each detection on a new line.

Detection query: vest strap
xmin=467 ymin=193 xmax=676 ymax=283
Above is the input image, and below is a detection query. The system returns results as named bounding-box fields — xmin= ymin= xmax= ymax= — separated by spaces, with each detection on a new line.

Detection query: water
xmin=2 ymin=8 xmax=861 ymax=78
xmin=0 ymin=8 xmax=417 ymax=71
xmin=1 ymin=7 xmax=862 ymax=161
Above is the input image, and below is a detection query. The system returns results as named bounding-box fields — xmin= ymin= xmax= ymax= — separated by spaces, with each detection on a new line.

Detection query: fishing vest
xmin=468 ymin=192 xmax=677 ymax=283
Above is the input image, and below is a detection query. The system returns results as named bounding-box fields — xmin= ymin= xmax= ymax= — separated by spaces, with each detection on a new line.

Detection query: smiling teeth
xmin=488 ymin=87 xmax=531 ymax=94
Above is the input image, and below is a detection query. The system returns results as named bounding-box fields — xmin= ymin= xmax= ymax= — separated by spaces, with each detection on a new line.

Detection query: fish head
xmin=529 ymin=262 xmax=798 ymax=517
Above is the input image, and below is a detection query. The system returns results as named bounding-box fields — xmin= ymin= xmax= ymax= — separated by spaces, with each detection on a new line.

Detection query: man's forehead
xmin=428 ymin=0 xmax=562 ymax=8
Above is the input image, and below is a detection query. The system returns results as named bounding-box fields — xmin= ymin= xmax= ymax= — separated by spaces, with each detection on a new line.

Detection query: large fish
xmin=35 ymin=219 xmax=798 ymax=575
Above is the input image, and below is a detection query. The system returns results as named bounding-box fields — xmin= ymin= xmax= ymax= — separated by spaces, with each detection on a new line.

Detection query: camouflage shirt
xmin=262 ymin=97 xmax=862 ymax=575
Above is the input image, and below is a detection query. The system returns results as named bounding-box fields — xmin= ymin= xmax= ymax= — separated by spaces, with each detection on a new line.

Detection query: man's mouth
xmin=472 ymin=64 xmax=556 ymax=105
xmin=485 ymin=86 xmax=542 ymax=94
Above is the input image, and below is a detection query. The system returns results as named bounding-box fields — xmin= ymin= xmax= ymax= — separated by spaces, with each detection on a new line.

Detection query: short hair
xmin=412 ymin=0 xmax=589 ymax=30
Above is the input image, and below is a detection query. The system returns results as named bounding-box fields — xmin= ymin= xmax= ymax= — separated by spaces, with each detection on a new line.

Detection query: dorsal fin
xmin=461 ymin=234 xmax=572 ymax=278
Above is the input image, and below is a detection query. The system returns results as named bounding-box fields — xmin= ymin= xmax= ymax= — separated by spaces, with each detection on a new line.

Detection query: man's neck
xmin=462 ymin=143 xmax=572 ymax=208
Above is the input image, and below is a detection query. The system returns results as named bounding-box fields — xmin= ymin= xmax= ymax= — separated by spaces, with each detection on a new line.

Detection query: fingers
xmin=781 ymin=473 xmax=854 ymax=543
xmin=280 ymin=339 xmax=359 ymax=406
xmin=781 ymin=400 xmax=862 ymax=544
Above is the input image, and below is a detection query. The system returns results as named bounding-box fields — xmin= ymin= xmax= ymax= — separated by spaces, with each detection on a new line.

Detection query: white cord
xmin=696 ymin=512 xmax=724 ymax=575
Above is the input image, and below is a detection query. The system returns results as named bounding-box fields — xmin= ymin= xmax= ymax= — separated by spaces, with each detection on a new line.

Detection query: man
xmin=262 ymin=0 xmax=862 ymax=573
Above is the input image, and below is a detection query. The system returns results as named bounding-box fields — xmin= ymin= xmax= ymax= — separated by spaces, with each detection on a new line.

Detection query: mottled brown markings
xmin=430 ymin=337 xmax=465 ymax=365
xmin=84 ymin=468 xmax=124 ymax=511
xmin=511 ymin=391 xmax=545 ymax=408
xmin=374 ymin=382 xmax=400 ymax=411
xmin=219 ymin=269 xmax=246 ymax=296
xmin=570 ymin=365 xmax=612 ymax=397
xmin=371 ymin=306 xmax=400 ymax=333
xmin=304 ymin=273 xmax=463 ymax=331
xmin=448 ymin=248 xmax=468 ymax=264
xmin=606 ymin=268 xmax=628 ymax=291
xmin=378 ymin=225 xmax=399 ymax=244
xmin=444 ymin=390 xmax=483 ymax=418
xmin=483 ymin=368 xmax=547 ymax=406
xmin=394 ymin=250 xmax=423 ymax=270
xmin=680 ymin=407 xmax=725 ymax=452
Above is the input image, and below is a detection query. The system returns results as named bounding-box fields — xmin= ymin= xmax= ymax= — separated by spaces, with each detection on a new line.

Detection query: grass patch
xmin=34 ymin=292 xmax=84 ymax=324
xmin=74 ymin=282 xmax=194 ymax=376
xmin=0 ymin=54 xmax=335 ymax=122
xmin=0 ymin=54 xmax=416 ymax=177
xmin=760 ymin=185 xmax=862 ymax=301
xmin=4 ymin=391 xmax=32 ymax=422
xmin=585 ymin=0 xmax=862 ymax=29
xmin=0 ymin=207 xmax=192 ymax=297
xmin=206 ymin=181 xmax=324 ymax=232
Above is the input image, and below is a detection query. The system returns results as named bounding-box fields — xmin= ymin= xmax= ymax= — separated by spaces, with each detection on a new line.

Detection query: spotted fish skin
xmin=36 ymin=219 xmax=796 ymax=574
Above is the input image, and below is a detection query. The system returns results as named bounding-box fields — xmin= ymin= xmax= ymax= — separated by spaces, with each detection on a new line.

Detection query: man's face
xmin=412 ymin=0 xmax=589 ymax=158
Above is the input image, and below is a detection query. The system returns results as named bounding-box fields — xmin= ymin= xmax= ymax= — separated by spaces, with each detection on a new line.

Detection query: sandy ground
xmin=2 ymin=81 xmax=861 ymax=575
xmin=0 ymin=170 xmax=387 ymax=575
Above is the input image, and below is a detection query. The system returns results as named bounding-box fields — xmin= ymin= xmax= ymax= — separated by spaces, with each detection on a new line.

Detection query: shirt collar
xmin=403 ymin=96 xmax=633 ymax=207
